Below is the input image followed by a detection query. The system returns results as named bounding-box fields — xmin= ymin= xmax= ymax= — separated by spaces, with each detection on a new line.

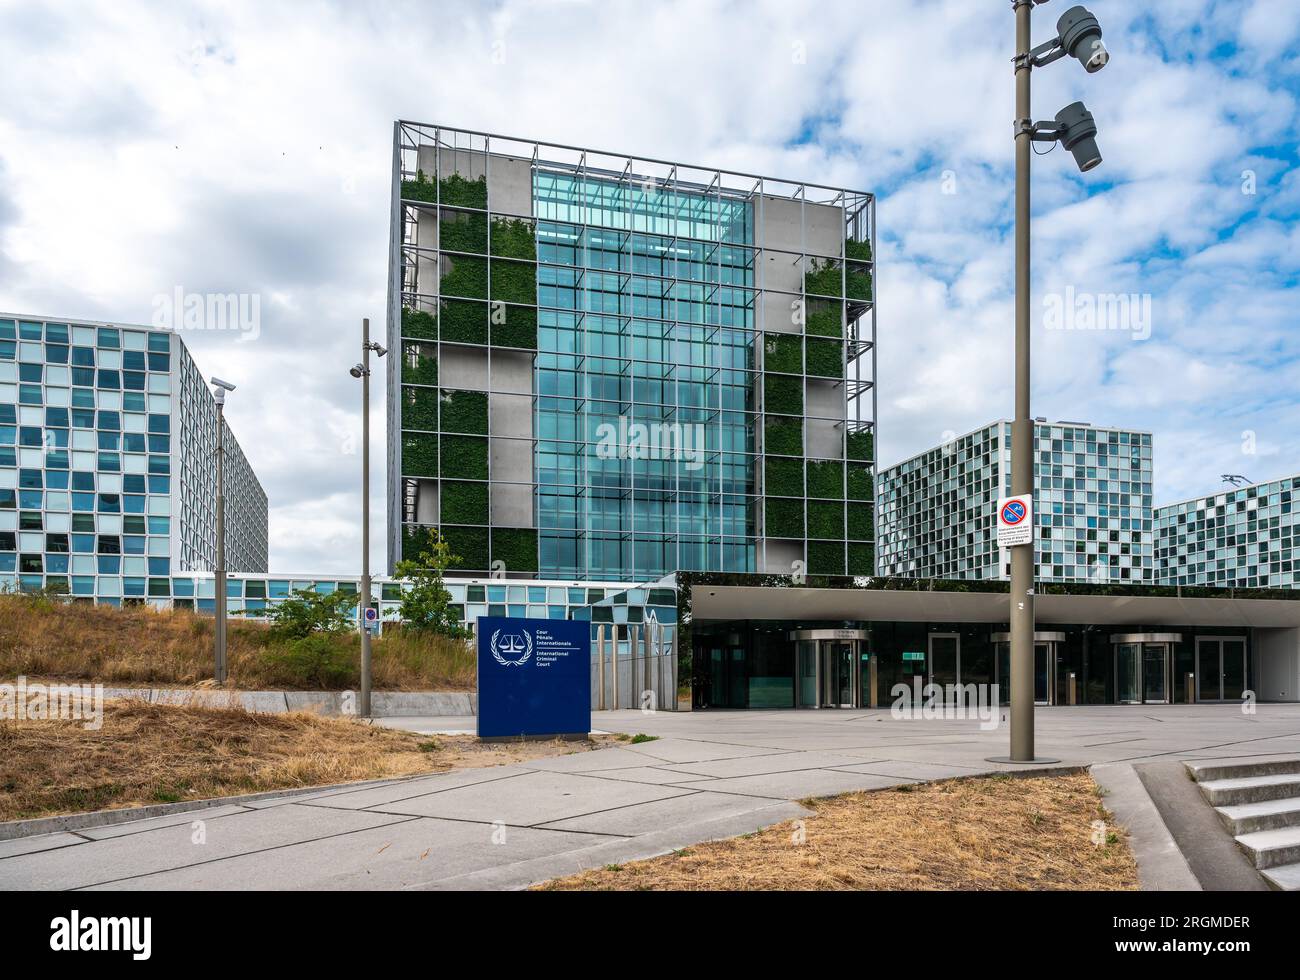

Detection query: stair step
xmin=1198 ymin=773 xmax=1300 ymax=807
xmin=1235 ymin=826 xmax=1300 ymax=870
xmin=1217 ymin=797 xmax=1300 ymax=835
xmin=1261 ymin=862 xmax=1300 ymax=891
xmin=1186 ymin=756 xmax=1300 ymax=783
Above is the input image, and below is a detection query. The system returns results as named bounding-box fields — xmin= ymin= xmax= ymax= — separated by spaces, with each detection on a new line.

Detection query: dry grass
xmin=537 ymin=772 xmax=1138 ymax=891
xmin=0 ymin=593 xmax=475 ymax=690
xmin=0 ymin=697 xmax=614 ymax=822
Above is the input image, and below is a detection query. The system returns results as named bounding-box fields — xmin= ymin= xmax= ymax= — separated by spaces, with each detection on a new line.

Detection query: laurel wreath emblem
xmin=490 ymin=629 xmax=533 ymax=667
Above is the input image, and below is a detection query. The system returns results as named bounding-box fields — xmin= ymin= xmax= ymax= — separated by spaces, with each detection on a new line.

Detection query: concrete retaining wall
xmin=100 ymin=688 xmax=477 ymax=717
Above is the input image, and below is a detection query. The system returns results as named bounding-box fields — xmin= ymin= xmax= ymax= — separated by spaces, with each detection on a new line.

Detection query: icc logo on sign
xmin=490 ymin=629 xmax=533 ymax=667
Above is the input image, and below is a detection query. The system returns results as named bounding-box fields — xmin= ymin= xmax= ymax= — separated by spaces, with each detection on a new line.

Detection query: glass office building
xmin=876 ymin=420 xmax=1153 ymax=583
xmin=1155 ymin=475 xmax=1300 ymax=588
xmin=0 ymin=313 xmax=267 ymax=600
xmin=387 ymin=122 xmax=876 ymax=584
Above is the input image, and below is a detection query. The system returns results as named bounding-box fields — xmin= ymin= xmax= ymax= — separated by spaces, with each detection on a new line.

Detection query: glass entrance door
xmin=1034 ymin=643 xmax=1052 ymax=704
xmin=1142 ymin=644 xmax=1168 ymax=703
xmin=797 ymin=641 xmax=818 ymax=708
xmin=1114 ymin=639 xmax=1174 ymax=704
xmin=929 ymin=633 xmax=960 ymax=700
xmin=822 ymin=642 xmax=855 ymax=708
xmin=1197 ymin=637 xmax=1247 ymax=702
xmin=1116 ymin=643 xmax=1141 ymax=703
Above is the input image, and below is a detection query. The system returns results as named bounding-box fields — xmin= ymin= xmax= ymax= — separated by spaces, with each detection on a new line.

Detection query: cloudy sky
xmin=1 ymin=0 xmax=1297 ymax=573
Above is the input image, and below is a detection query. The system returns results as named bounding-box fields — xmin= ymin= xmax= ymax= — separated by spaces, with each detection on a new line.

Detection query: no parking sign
xmin=997 ymin=494 xmax=1033 ymax=548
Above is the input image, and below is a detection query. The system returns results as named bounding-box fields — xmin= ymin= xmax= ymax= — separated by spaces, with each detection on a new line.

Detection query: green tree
xmin=265 ymin=588 xmax=356 ymax=641
xmin=394 ymin=532 xmax=471 ymax=637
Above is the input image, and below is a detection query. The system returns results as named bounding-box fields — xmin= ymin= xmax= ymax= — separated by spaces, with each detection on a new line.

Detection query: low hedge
xmin=440 ymin=435 xmax=488 ymax=480
xmin=764 ymin=374 xmax=803 ymax=416
xmin=440 ymin=299 xmax=489 ymax=345
xmin=805 ymin=300 xmax=843 ymax=338
xmin=805 ymin=338 xmax=842 ymax=378
xmin=847 ymin=463 xmax=874 ymax=501
xmin=848 ymin=502 xmax=874 ymax=541
xmin=401 ymin=386 xmax=439 ymax=431
xmin=764 ymin=416 xmax=803 ymax=457
xmin=440 ymin=255 xmax=488 ymax=300
xmin=765 ymin=497 xmax=804 ymax=539
xmin=763 ymin=332 xmax=802 ymax=374
xmin=804 ymin=260 xmax=842 ymax=298
xmin=401 ymin=306 xmax=438 ymax=340
xmin=764 ymin=456 xmax=803 ymax=497
xmin=490 ymin=218 xmax=536 ymax=261
xmin=439 ymin=389 xmax=488 ymax=435
xmin=400 ymin=172 xmax=437 ymax=203
xmin=402 ymin=433 xmax=438 ymax=478
xmin=808 ymin=540 xmax=845 ymax=575
xmin=807 ymin=500 xmax=844 ymax=540
xmin=440 ymin=480 xmax=488 ymax=525
xmin=440 ymin=210 xmax=488 ymax=254
xmin=806 ymin=459 xmax=843 ymax=499
xmin=846 ymin=266 xmax=873 ymax=303
xmin=844 ymin=237 xmax=872 ymax=263
xmin=439 ymin=173 xmax=487 ymax=209
xmin=490 ymin=303 xmax=537 ymax=349
xmin=402 ymin=342 xmax=438 ymax=386
xmin=490 ymin=257 xmax=536 ymax=306
xmin=492 ymin=527 xmax=538 ymax=573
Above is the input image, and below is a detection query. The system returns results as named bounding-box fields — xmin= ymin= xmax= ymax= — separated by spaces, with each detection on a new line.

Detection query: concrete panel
xmin=439 ymin=346 xmax=489 ymax=390
xmin=760 ymin=289 xmax=803 ymax=335
xmin=431 ymin=146 xmax=487 ymax=182
xmin=762 ymin=537 xmax=804 ymax=574
xmin=490 ymin=436 xmax=533 ymax=484
xmin=491 ymin=481 xmax=533 ymax=527
xmin=489 ymin=392 xmax=533 ymax=438
xmin=489 ymin=348 xmax=534 ymax=394
xmin=759 ymin=248 xmax=803 ymax=294
xmin=807 ymin=418 xmax=843 ymax=459
xmin=804 ymin=200 xmax=845 ymax=258
xmin=414 ymin=479 xmax=437 ymax=525
xmin=487 ymin=153 xmax=533 ymax=218
xmin=807 ymin=378 xmax=845 ymax=420
xmin=1257 ymin=628 xmax=1300 ymax=702
xmin=757 ymin=195 xmax=842 ymax=257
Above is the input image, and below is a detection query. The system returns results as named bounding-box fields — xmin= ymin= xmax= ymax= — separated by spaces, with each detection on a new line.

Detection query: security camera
xmin=1057 ymin=5 xmax=1108 ymax=73
xmin=349 ymin=363 xmax=366 ymax=378
xmin=1055 ymin=101 xmax=1102 ymax=172
xmin=210 ymin=377 xmax=236 ymax=392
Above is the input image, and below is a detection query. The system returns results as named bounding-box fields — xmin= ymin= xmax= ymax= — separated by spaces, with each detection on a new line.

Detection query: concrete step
xmin=1198 ymin=773 xmax=1300 ymax=807
xmin=1260 ymin=861 xmax=1300 ymax=891
xmin=1217 ymin=797 xmax=1300 ymax=835
xmin=1235 ymin=826 xmax=1300 ymax=870
xmin=1186 ymin=756 xmax=1300 ymax=783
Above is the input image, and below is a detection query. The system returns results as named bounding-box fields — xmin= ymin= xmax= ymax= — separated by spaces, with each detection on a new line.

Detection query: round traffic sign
xmin=1001 ymin=500 xmax=1027 ymax=525
xmin=364 ymin=607 xmax=378 ymax=622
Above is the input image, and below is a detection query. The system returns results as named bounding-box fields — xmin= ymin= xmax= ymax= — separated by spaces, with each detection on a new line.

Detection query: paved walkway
xmin=4 ymin=704 xmax=1300 ymax=890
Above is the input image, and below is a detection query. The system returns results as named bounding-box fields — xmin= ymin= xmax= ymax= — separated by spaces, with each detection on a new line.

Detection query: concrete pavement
xmin=4 ymin=704 xmax=1300 ymax=890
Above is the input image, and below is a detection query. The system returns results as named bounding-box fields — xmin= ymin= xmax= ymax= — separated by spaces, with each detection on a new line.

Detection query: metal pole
xmin=214 ymin=399 xmax=227 ymax=684
xmin=1010 ymin=0 xmax=1036 ymax=761
xmin=360 ymin=318 xmax=373 ymax=719
xmin=597 ymin=624 xmax=606 ymax=711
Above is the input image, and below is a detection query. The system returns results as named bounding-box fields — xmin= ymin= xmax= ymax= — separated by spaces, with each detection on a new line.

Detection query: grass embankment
xmin=0 ymin=592 xmax=474 ymax=690
xmin=538 ymin=772 xmax=1138 ymax=891
xmin=0 ymin=698 xmax=613 ymax=822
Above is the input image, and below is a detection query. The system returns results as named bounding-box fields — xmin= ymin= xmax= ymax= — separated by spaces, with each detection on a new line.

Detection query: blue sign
xmin=1001 ymin=500 xmax=1027 ymax=525
xmin=476 ymin=616 xmax=591 ymax=740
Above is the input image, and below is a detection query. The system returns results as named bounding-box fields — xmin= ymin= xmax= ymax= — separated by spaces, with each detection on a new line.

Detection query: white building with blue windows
xmin=0 ymin=313 xmax=267 ymax=602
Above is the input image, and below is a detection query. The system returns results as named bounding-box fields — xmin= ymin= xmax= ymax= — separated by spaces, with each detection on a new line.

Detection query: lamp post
xmin=210 ymin=376 xmax=237 ymax=684
xmin=350 ymin=319 xmax=387 ymax=717
xmin=997 ymin=2 xmax=1107 ymax=764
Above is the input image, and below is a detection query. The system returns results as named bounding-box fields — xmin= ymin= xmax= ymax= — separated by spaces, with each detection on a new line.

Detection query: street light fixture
xmin=994 ymin=0 xmax=1108 ymax=765
xmin=351 ymin=319 xmax=386 ymax=717
xmin=210 ymin=376 xmax=236 ymax=684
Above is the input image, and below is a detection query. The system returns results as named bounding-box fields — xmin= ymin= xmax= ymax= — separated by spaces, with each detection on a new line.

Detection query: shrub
xmin=439 ymin=390 xmax=488 ymax=435
xmin=847 ymin=463 xmax=874 ymax=501
xmin=402 ymin=433 xmax=438 ymax=478
xmin=848 ymin=502 xmax=874 ymax=541
xmin=489 ymin=258 xmax=536 ymax=306
xmin=441 ymin=525 xmax=489 ymax=570
xmin=805 ymin=300 xmax=843 ymax=338
xmin=402 ymin=342 xmax=438 ymax=386
xmin=846 ymin=429 xmax=874 ymax=462
xmin=765 ymin=498 xmax=804 ymax=538
xmin=393 ymin=532 xmax=470 ymax=638
xmin=438 ymin=173 xmax=487 ymax=209
xmin=807 ymin=500 xmax=844 ymax=540
xmin=401 ymin=386 xmax=439 ymax=431
xmin=440 ymin=480 xmax=488 ymax=524
xmin=763 ymin=333 xmax=802 ymax=374
xmin=844 ymin=237 xmax=872 ymax=263
xmin=765 ymin=416 xmax=803 ymax=457
xmin=439 ymin=210 xmax=488 ymax=254
xmin=846 ymin=266 xmax=873 ymax=303
xmin=492 ymin=527 xmax=538 ymax=574
xmin=490 ymin=217 xmax=536 ymax=260
xmin=806 ymin=459 xmax=844 ymax=499
xmin=264 ymin=634 xmax=355 ymax=689
xmin=401 ymin=306 xmax=438 ymax=340
xmin=805 ymin=338 xmax=842 ymax=378
xmin=440 ymin=255 xmax=488 ymax=299
xmin=808 ymin=540 xmax=845 ymax=575
xmin=764 ymin=456 xmax=803 ymax=497
xmin=490 ymin=304 xmax=537 ymax=349
xmin=265 ymin=588 xmax=355 ymax=641
xmin=440 ymin=435 xmax=488 ymax=480
xmin=848 ymin=541 xmax=875 ymax=575
xmin=402 ymin=525 xmax=435 ymax=561
xmin=804 ymin=259 xmax=842 ymax=298
xmin=764 ymin=374 xmax=802 ymax=416
xmin=400 ymin=170 xmax=437 ymax=203
xmin=440 ymin=299 xmax=489 ymax=345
